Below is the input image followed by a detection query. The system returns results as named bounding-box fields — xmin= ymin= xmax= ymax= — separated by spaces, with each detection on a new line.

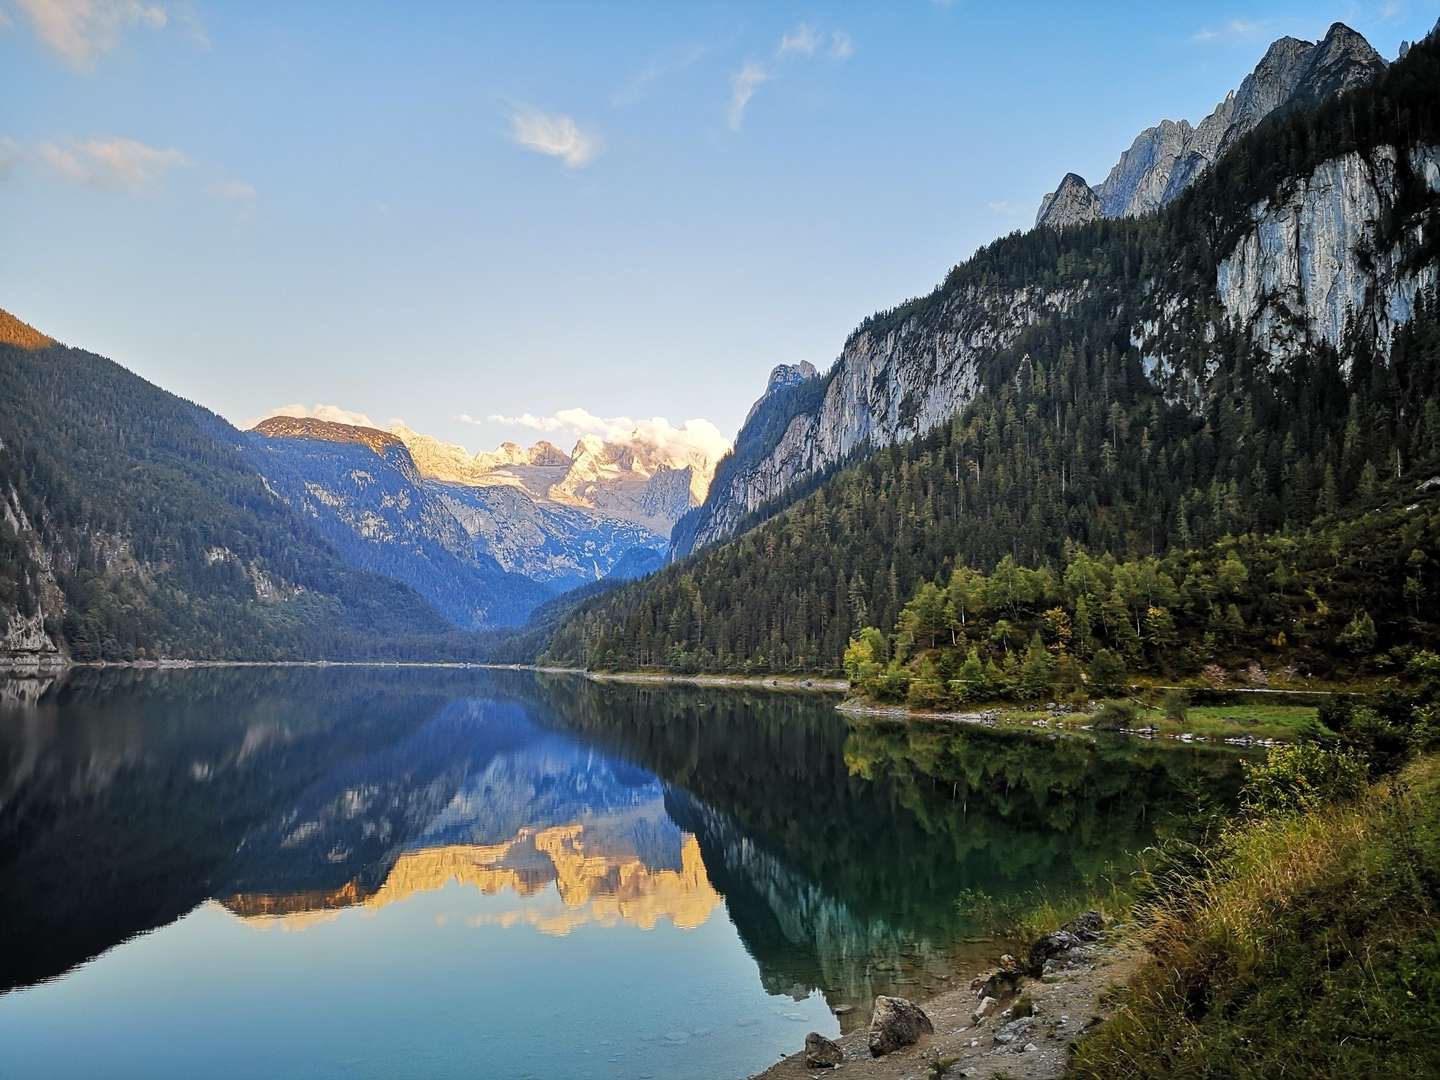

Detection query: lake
xmin=0 ymin=667 xmax=1246 ymax=1079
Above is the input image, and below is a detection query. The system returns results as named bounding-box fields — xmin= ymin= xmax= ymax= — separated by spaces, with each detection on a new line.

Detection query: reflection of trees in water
xmin=0 ymin=667 xmax=461 ymax=992
xmin=514 ymin=673 xmax=1248 ymax=1020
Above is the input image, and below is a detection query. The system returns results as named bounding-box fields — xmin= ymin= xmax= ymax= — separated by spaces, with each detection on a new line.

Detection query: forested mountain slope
xmin=0 ymin=311 xmax=472 ymax=662
xmin=676 ymin=25 xmax=1440 ymax=558
xmin=545 ymin=32 xmax=1440 ymax=675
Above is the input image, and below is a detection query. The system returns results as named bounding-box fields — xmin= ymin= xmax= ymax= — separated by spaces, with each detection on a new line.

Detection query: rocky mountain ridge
xmin=672 ymin=23 xmax=1435 ymax=560
xmin=1035 ymin=22 xmax=1386 ymax=228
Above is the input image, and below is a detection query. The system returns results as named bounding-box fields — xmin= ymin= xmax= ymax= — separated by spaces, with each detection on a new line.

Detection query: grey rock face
xmin=804 ymin=1031 xmax=844 ymax=1068
xmin=1035 ymin=172 xmax=1102 ymax=229
xmin=1093 ymin=119 xmax=1194 ymax=219
xmin=1216 ymin=145 xmax=1440 ymax=369
xmin=1039 ymin=23 xmax=1386 ymax=223
xmin=1218 ymin=36 xmax=1316 ymax=157
xmin=867 ymin=995 xmax=933 ymax=1057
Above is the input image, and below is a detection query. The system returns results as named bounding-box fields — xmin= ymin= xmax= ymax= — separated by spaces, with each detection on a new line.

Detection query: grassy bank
xmin=1069 ymin=752 xmax=1440 ymax=1078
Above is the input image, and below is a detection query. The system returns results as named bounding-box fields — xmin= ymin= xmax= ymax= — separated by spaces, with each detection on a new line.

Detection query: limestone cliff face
xmin=1214 ymin=145 xmax=1440 ymax=366
xmin=677 ymin=282 xmax=1082 ymax=555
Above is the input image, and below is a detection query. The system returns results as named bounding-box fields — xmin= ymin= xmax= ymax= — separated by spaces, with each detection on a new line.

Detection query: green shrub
xmin=1240 ymin=743 xmax=1368 ymax=816
xmin=1160 ymin=688 xmax=1190 ymax=722
xmin=1091 ymin=700 xmax=1138 ymax=731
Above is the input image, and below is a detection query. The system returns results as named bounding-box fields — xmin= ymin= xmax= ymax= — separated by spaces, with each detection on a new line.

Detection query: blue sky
xmin=4 ymin=1 xmax=1437 ymax=457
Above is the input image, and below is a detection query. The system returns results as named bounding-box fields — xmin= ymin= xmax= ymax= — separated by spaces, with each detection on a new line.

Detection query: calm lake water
xmin=0 ymin=668 xmax=1246 ymax=1079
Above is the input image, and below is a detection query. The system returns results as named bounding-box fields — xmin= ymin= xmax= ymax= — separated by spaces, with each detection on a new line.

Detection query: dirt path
xmin=754 ymin=928 xmax=1145 ymax=1080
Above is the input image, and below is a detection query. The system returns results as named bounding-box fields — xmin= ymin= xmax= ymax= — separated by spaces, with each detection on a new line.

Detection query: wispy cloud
xmin=37 ymin=135 xmax=190 ymax=191
xmin=987 ymin=199 xmax=1022 ymax=216
xmin=480 ymin=408 xmax=731 ymax=465
xmin=507 ymin=105 xmax=601 ymax=168
xmin=1190 ymin=18 xmax=1277 ymax=44
xmin=779 ymin=22 xmax=820 ymax=56
xmin=15 ymin=0 xmax=171 ymax=68
xmin=727 ymin=61 xmax=772 ymax=130
xmin=208 ymin=177 xmax=257 ymax=202
xmin=613 ymin=42 xmax=708 ymax=107
xmin=729 ymin=21 xmax=853 ymax=132
xmin=0 ymin=137 xmax=21 ymax=182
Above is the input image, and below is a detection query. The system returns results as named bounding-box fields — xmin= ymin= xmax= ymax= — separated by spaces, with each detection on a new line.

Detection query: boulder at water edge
xmin=804 ymin=1031 xmax=844 ymax=1068
xmin=867 ymin=995 xmax=934 ymax=1057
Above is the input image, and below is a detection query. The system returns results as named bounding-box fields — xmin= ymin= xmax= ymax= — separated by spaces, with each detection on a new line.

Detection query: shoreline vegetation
xmin=758 ymin=747 xmax=1440 ymax=1079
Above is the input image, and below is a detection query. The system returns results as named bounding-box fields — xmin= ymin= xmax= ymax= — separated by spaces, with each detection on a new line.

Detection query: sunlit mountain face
xmin=0 ymin=667 xmax=1247 ymax=1078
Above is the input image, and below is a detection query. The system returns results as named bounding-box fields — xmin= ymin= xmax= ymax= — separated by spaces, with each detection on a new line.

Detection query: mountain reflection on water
xmin=0 ymin=667 xmax=1247 ymax=1078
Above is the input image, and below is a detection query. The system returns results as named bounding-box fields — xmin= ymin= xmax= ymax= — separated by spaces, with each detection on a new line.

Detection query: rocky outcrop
xmin=1040 ymin=23 xmax=1387 ymax=223
xmin=1035 ymin=172 xmax=1102 ymax=229
xmin=867 ymin=995 xmax=933 ymax=1057
xmin=0 ymin=480 xmax=65 ymax=665
xmin=804 ymin=1031 xmax=844 ymax=1068
xmin=1214 ymin=144 xmax=1440 ymax=368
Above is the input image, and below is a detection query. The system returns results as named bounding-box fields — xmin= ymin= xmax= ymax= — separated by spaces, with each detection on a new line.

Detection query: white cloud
xmin=208 ymin=177 xmax=257 ymax=201
xmin=732 ymin=23 xmax=852 ymax=130
xmin=508 ymin=105 xmax=601 ymax=168
xmin=481 ymin=408 xmax=731 ymax=466
xmin=38 ymin=135 xmax=189 ymax=191
xmin=15 ymin=0 xmax=169 ymax=68
xmin=1190 ymin=18 xmax=1276 ymax=44
xmin=613 ymin=42 xmax=708 ymax=107
xmin=779 ymin=22 xmax=819 ymax=56
xmin=727 ymin=61 xmax=772 ymax=130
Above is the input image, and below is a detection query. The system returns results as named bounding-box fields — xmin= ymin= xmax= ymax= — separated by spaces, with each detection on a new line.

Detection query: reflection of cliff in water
xmin=226 ymin=818 xmax=720 ymax=936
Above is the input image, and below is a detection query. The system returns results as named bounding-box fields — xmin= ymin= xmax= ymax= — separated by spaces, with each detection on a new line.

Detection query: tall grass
xmin=1069 ymin=755 xmax=1440 ymax=1078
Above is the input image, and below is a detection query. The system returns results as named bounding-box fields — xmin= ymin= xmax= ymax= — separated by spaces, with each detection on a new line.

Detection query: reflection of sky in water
xmin=2 ymin=878 xmax=833 ymax=1080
